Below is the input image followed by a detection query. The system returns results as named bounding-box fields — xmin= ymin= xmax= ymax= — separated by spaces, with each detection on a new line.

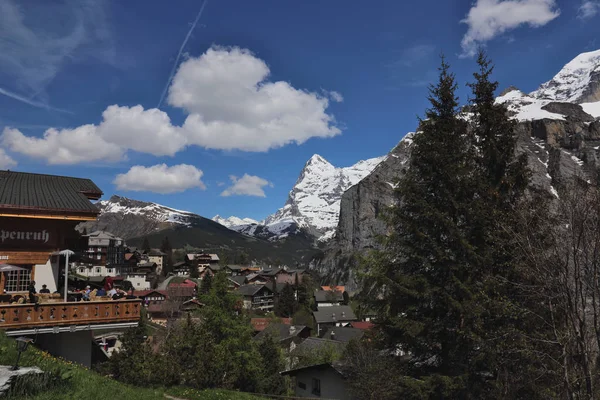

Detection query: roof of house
xmin=319 ymin=327 xmax=364 ymax=343
xmin=314 ymin=290 xmax=345 ymax=303
xmin=293 ymin=337 xmax=347 ymax=354
xmin=187 ymin=253 xmax=220 ymax=261
xmin=147 ymin=249 xmax=167 ymax=256
xmin=0 ymin=170 xmax=102 ymax=215
xmin=246 ymin=273 xmax=265 ymax=282
xmin=258 ymin=268 xmax=283 ymax=277
xmin=280 ymin=361 xmax=348 ymax=378
xmin=313 ymin=306 xmax=357 ymax=324
xmin=350 ymin=321 xmax=375 ymax=330
xmin=87 ymin=230 xmax=122 ymax=240
xmin=251 ymin=317 xmax=292 ymax=332
xmin=136 ymin=290 xmax=168 ymax=298
xmin=136 ymin=262 xmax=156 ymax=269
xmin=172 ymin=261 xmax=188 ymax=268
xmin=254 ymin=323 xmax=310 ymax=342
xmin=321 ymin=286 xmax=346 ymax=292
xmin=228 ymin=275 xmax=247 ymax=286
xmin=237 ymin=284 xmax=273 ymax=297
xmin=169 ymin=279 xmax=197 ymax=288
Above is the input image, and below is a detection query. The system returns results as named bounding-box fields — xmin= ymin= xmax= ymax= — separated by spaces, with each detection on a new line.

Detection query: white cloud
xmin=0 ymin=148 xmax=17 ymax=169
xmin=0 ymin=0 xmax=114 ymax=106
xmin=2 ymin=126 xmax=123 ymax=165
xmin=114 ymin=164 xmax=206 ymax=194
xmin=328 ymin=91 xmax=344 ymax=102
xmin=460 ymin=0 xmax=560 ymax=57
xmin=220 ymin=174 xmax=273 ymax=197
xmin=171 ymin=46 xmax=341 ymax=151
xmin=4 ymin=46 xmax=341 ymax=164
xmin=579 ymin=1 xmax=600 ymax=19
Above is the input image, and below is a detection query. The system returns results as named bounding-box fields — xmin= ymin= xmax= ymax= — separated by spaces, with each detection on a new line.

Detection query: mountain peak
xmin=305 ymin=154 xmax=332 ymax=167
xmin=531 ymin=49 xmax=600 ymax=104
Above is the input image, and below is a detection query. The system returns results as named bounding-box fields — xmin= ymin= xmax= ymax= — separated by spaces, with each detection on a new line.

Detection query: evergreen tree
xmin=257 ymin=334 xmax=287 ymax=395
xmin=200 ymin=272 xmax=213 ymax=295
xmin=275 ymin=283 xmax=296 ymax=318
xmin=360 ymin=56 xmax=480 ymax=396
xmin=142 ymin=237 xmax=151 ymax=253
xmin=160 ymin=236 xmax=173 ymax=276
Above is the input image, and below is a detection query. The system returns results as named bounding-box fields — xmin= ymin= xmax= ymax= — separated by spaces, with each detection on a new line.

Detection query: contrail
xmin=157 ymin=0 xmax=208 ymax=109
xmin=0 ymin=86 xmax=73 ymax=114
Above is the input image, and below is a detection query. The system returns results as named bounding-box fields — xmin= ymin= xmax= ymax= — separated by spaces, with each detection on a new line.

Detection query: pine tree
xmin=275 ymin=283 xmax=296 ymax=318
xmin=160 ymin=236 xmax=173 ymax=276
xmin=200 ymin=272 xmax=213 ymax=294
xmin=257 ymin=334 xmax=287 ymax=395
xmin=360 ymin=56 xmax=478 ymax=396
xmin=142 ymin=238 xmax=151 ymax=253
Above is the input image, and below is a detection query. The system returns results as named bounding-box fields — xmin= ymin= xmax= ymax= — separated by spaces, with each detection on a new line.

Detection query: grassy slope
xmin=0 ymin=332 xmax=261 ymax=400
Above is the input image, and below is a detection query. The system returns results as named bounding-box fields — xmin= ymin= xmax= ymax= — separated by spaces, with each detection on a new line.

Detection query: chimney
xmin=289 ymin=326 xmax=297 ymax=336
xmin=330 ymin=330 xmax=336 ymax=340
xmin=342 ymin=311 xmax=345 ymax=318
xmin=332 ymin=312 xmax=336 ymax=321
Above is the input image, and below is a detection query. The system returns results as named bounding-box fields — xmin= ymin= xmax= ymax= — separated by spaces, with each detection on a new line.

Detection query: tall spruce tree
xmin=361 ymin=56 xmax=478 ymax=396
xmin=142 ymin=237 xmax=151 ymax=253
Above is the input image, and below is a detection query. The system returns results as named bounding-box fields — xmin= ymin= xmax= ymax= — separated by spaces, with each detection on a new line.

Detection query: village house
xmin=237 ymin=284 xmax=275 ymax=312
xmin=314 ymin=289 xmax=345 ymax=308
xmin=281 ymin=362 xmax=352 ymax=399
xmin=186 ymin=252 xmax=220 ymax=266
xmin=83 ymin=230 xmax=126 ymax=265
xmin=253 ymin=323 xmax=312 ymax=352
xmin=227 ymin=275 xmax=247 ymax=289
xmin=313 ymin=305 xmax=357 ymax=336
xmin=251 ymin=317 xmax=292 ymax=333
xmin=146 ymin=249 xmax=166 ymax=275
xmin=318 ymin=326 xmax=364 ymax=343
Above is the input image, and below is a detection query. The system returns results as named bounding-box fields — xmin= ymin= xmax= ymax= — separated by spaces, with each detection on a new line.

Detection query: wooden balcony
xmin=0 ymin=299 xmax=141 ymax=330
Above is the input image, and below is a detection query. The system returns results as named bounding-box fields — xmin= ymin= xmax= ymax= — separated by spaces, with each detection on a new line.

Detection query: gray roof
xmin=0 ymin=170 xmax=102 ymax=214
xmin=229 ymin=275 xmax=247 ymax=286
xmin=293 ymin=337 xmax=346 ymax=354
xmin=319 ymin=327 xmax=364 ymax=343
xmin=314 ymin=290 xmax=344 ymax=303
xmin=148 ymin=249 xmax=167 ymax=256
xmin=87 ymin=230 xmax=121 ymax=240
xmin=259 ymin=268 xmax=282 ymax=277
xmin=313 ymin=306 xmax=357 ymax=324
xmin=253 ymin=323 xmax=309 ymax=342
xmin=237 ymin=284 xmax=273 ymax=297
xmin=137 ymin=262 xmax=156 ymax=269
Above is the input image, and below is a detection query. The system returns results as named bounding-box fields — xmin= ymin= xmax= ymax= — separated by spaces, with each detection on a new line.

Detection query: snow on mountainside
xmin=531 ymin=49 xmax=600 ymax=104
xmin=262 ymin=154 xmax=385 ymax=240
xmin=212 ymin=215 xmax=259 ymax=228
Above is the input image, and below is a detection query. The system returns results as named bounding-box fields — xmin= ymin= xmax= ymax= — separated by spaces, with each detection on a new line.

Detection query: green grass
xmin=0 ymin=332 xmax=263 ymax=400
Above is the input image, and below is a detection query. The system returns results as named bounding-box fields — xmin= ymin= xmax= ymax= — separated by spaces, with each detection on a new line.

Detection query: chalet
xmin=281 ymin=361 xmax=352 ymax=400
xmin=254 ymin=323 xmax=311 ymax=352
xmin=223 ymin=264 xmax=247 ymax=275
xmin=199 ymin=264 xmax=222 ymax=279
xmin=172 ymin=261 xmax=190 ymax=276
xmin=146 ymin=249 xmax=166 ymax=275
xmin=313 ymin=306 xmax=357 ymax=336
xmin=237 ymin=284 xmax=275 ymax=311
xmin=314 ymin=289 xmax=345 ymax=308
xmin=318 ymin=326 xmax=364 ymax=343
xmin=0 ymin=170 xmax=141 ymax=366
xmin=83 ymin=230 xmax=126 ymax=265
xmin=228 ymin=275 xmax=247 ymax=289
xmin=246 ymin=273 xmax=269 ymax=285
xmin=185 ymin=252 xmax=219 ymax=266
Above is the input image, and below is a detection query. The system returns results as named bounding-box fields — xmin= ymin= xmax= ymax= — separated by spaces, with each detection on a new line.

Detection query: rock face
xmin=317 ymin=49 xmax=600 ymax=287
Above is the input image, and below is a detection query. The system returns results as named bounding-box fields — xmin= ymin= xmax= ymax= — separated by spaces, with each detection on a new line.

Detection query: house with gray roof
xmin=313 ymin=305 xmax=357 ymax=336
xmin=237 ymin=284 xmax=275 ymax=312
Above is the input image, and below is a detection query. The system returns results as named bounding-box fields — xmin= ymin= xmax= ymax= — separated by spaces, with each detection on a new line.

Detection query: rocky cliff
xmin=317 ymin=50 xmax=600 ymax=287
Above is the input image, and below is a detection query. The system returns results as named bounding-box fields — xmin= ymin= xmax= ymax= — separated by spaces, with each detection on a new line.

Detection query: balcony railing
xmin=0 ymin=300 xmax=141 ymax=330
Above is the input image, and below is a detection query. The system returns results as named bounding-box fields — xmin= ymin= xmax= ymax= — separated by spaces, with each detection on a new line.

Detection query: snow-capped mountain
xmin=77 ymin=195 xmax=206 ymax=239
xmin=211 ymin=154 xmax=385 ymax=241
xmin=263 ymin=154 xmax=385 ymax=241
xmin=212 ymin=215 xmax=259 ymax=228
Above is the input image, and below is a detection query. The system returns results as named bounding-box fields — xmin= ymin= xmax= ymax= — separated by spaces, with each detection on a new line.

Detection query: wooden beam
xmin=0 ymin=213 xmax=97 ymax=221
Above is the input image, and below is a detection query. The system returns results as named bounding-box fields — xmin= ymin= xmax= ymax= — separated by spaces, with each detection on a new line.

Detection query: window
xmin=298 ymin=382 xmax=306 ymax=390
xmin=95 ymin=267 xmax=101 ymax=274
xmin=79 ymin=268 xmax=85 ymax=274
xmin=107 ymin=268 xmax=113 ymax=274
xmin=311 ymin=378 xmax=321 ymax=396
xmin=4 ymin=267 xmax=31 ymax=292
xmin=96 ymin=254 xmax=101 ymax=260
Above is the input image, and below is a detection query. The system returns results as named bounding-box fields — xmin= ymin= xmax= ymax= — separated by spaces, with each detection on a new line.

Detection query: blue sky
xmin=0 ymin=0 xmax=599 ymax=221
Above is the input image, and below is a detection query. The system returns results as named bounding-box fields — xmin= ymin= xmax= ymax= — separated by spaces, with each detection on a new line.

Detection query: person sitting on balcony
xmin=28 ymin=280 xmax=37 ymax=304
xmin=82 ymin=286 xmax=92 ymax=301
xmin=108 ymin=287 xmax=125 ymax=300
xmin=97 ymin=287 xmax=107 ymax=297
xmin=39 ymin=284 xmax=50 ymax=294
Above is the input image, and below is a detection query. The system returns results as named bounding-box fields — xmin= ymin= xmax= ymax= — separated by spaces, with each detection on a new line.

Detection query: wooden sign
xmin=0 ymin=218 xmax=60 ymax=249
